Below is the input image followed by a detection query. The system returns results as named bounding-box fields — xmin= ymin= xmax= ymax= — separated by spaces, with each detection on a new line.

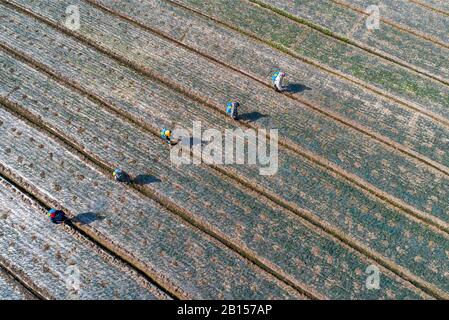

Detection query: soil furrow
xmin=0 ymin=84 xmax=349 ymax=301
xmin=338 ymin=0 xmax=449 ymax=42
xmin=331 ymin=0 xmax=449 ymax=48
xmin=2 ymin=1 xmax=448 ymax=298
xmin=0 ymin=101 xmax=309 ymax=299
xmin=3 ymin=0 xmax=447 ymax=301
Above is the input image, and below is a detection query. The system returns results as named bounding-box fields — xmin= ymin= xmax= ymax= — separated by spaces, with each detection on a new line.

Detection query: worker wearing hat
xmin=226 ymin=101 xmax=240 ymax=120
xmin=272 ymin=71 xmax=286 ymax=92
xmin=113 ymin=168 xmax=132 ymax=184
xmin=160 ymin=128 xmax=173 ymax=145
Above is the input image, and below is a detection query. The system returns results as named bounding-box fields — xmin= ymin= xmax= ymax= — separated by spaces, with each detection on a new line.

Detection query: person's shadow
xmin=285 ymin=83 xmax=311 ymax=94
xmin=72 ymin=212 xmax=105 ymax=226
xmin=239 ymin=111 xmax=268 ymax=123
xmin=132 ymin=174 xmax=162 ymax=185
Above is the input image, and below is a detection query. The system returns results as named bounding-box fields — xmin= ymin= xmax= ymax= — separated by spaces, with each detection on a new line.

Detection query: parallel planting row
xmin=170 ymin=0 xmax=449 ymax=120
xmin=3 ymin=0 xmax=448 ymax=224
xmin=0 ymin=176 xmax=168 ymax=300
xmin=2 ymin=49 xmax=431 ymax=298
xmin=89 ymin=0 xmax=449 ymax=169
xmin=413 ymin=0 xmax=449 ymax=13
xmin=340 ymin=0 xmax=449 ymax=44
xmin=0 ymin=267 xmax=36 ymax=300
xmin=0 ymin=104 xmax=303 ymax=299
xmin=257 ymin=0 xmax=449 ymax=82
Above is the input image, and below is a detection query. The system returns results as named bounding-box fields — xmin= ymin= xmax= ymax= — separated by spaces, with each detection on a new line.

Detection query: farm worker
xmin=226 ymin=101 xmax=240 ymax=120
xmin=160 ymin=128 xmax=173 ymax=145
xmin=272 ymin=71 xmax=286 ymax=92
xmin=48 ymin=209 xmax=67 ymax=224
xmin=113 ymin=168 xmax=131 ymax=184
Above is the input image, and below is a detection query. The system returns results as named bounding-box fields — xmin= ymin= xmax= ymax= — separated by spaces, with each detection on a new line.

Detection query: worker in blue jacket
xmin=226 ymin=101 xmax=240 ymax=120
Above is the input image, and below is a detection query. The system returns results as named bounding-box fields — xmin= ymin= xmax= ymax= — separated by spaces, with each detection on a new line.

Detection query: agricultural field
xmin=0 ymin=0 xmax=447 ymax=300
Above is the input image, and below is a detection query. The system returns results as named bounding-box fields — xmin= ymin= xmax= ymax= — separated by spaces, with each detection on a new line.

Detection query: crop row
xmin=414 ymin=0 xmax=449 ymax=13
xmin=342 ymin=0 xmax=449 ymax=44
xmin=89 ymin=0 xmax=449 ymax=168
xmin=5 ymin=1 xmax=448 ymax=298
xmin=260 ymin=0 xmax=449 ymax=82
xmin=0 ymin=17 xmax=447 ymax=298
xmin=0 ymin=176 xmax=167 ymax=300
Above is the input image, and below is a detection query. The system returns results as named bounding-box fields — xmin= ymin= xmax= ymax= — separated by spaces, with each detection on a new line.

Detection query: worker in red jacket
xmin=48 ymin=209 xmax=67 ymax=224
